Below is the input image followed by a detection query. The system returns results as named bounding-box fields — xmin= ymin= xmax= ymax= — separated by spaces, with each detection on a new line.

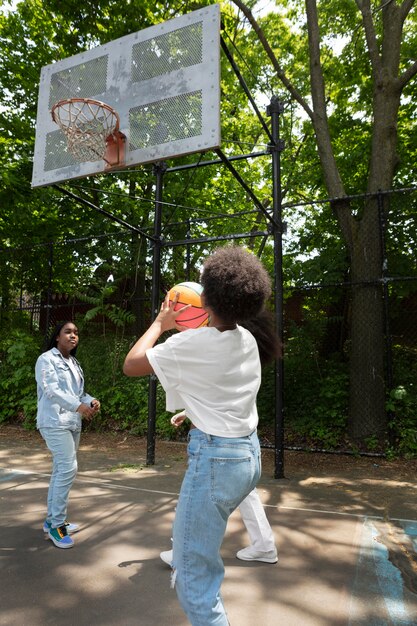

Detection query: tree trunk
xmin=348 ymin=199 xmax=386 ymax=439
xmin=230 ymin=0 xmax=417 ymax=443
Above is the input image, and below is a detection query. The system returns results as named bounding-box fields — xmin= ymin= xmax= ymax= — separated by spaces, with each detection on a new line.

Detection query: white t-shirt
xmin=64 ymin=356 xmax=82 ymax=390
xmin=146 ymin=325 xmax=261 ymax=437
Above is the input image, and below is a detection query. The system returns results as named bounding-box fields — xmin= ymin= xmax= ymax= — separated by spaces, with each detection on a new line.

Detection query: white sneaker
xmin=160 ymin=549 xmax=173 ymax=566
xmin=236 ymin=546 xmax=278 ymax=563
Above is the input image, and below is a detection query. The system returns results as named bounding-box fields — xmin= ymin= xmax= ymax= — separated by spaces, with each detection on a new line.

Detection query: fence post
xmin=267 ymin=96 xmax=285 ymax=479
xmin=147 ymin=161 xmax=166 ymax=465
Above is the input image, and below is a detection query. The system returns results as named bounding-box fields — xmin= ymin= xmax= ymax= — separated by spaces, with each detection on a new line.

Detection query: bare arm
xmin=123 ymin=292 xmax=190 ymax=377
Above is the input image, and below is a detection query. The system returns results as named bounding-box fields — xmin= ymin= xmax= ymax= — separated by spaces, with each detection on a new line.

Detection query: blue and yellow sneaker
xmin=48 ymin=524 xmax=74 ymax=549
xmin=43 ymin=520 xmax=79 ymax=534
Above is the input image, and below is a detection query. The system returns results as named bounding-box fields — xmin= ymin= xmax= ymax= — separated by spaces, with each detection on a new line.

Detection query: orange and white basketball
xmin=168 ymin=282 xmax=209 ymax=329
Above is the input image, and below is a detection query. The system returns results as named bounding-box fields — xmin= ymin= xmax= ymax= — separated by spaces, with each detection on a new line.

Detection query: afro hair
xmin=200 ymin=246 xmax=272 ymax=323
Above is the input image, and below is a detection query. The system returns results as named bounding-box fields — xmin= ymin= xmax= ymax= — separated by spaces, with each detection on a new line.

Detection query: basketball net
xmin=51 ymin=98 xmax=126 ymax=168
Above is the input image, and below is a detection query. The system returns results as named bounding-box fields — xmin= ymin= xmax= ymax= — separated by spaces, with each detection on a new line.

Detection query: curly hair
xmin=201 ymin=246 xmax=272 ymax=323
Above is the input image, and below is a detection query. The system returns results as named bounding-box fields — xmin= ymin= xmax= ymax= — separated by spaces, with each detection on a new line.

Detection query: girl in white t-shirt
xmin=123 ymin=246 xmax=280 ymax=626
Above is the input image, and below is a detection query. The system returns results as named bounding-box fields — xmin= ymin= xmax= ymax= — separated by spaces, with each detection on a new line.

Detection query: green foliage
xmin=0 ymin=330 xmax=39 ymax=426
xmin=0 ymin=0 xmax=417 ymax=452
xmin=1 ymin=326 xmax=416 ymax=457
xmin=257 ymin=363 xmax=275 ymax=426
xmin=75 ymin=335 xmax=174 ymax=437
xmin=75 ymin=335 xmax=145 ymax=432
xmin=76 ymin=283 xmax=136 ymax=334
xmin=387 ymin=345 xmax=417 ymax=458
xmin=283 ymin=325 xmax=349 ymax=450
xmin=387 ymin=386 xmax=417 ymax=459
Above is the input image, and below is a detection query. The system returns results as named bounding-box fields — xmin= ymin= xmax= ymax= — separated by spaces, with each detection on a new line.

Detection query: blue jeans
xmin=172 ymin=428 xmax=261 ymax=626
xmin=39 ymin=428 xmax=80 ymax=528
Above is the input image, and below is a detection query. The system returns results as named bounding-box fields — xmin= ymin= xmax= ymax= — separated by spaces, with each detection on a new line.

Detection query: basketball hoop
xmin=51 ymin=98 xmax=126 ymax=168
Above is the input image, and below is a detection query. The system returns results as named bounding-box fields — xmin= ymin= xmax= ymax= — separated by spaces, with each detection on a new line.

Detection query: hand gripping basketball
xmin=155 ymin=292 xmax=191 ymax=332
xmin=167 ymin=282 xmax=209 ymax=329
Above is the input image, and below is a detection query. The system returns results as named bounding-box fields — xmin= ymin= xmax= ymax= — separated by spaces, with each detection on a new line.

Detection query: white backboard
xmin=32 ymin=4 xmax=221 ymax=187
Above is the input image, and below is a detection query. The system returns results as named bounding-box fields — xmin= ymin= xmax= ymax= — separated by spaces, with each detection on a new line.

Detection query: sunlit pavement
xmin=1 ymin=433 xmax=416 ymax=626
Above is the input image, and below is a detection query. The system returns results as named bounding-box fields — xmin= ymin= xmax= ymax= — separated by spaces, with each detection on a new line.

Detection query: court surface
xmin=1 ymin=427 xmax=416 ymax=626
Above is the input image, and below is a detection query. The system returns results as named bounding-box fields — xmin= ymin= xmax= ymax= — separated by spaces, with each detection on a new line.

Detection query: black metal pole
xmin=267 ymin=96 xmax=285 ymax=479
xmin=166 ymin=150 xmax=269 ymax=173
xmin=215 ymin=148 xmax=279 ymax=229
xmin=146 ymin=161 xmax=166 ymax=466
xmin=220 ymin=37 xmax=273 ymax=142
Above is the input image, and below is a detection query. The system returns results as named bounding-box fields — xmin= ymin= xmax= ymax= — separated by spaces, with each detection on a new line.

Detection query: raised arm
xmin=123 ymin=292 xmax=190 ymax=377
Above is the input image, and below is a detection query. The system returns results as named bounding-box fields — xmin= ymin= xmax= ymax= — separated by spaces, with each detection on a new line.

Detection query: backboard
xmin=31 ymin=4 xmax=221 ymax=188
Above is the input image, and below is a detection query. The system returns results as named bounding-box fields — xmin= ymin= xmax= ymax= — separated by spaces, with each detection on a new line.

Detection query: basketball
xmin=168 ymin=282 xmax=209 ymax=329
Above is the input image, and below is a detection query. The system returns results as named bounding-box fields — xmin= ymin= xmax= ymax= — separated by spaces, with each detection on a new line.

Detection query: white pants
xmin=238 ymin=488 xmax=276 ymax=552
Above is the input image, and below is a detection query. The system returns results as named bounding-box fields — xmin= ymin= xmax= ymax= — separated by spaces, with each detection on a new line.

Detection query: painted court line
xmin=348 ymin=517 xmax=417 ymax=626
xmin=276 ymin=504 xmax=417 ymax=524
xmin=1 ymin=467 xmax=416 ymax=525
xmin=0 ymin=467 xmax=180 ymax=497
xmin=2 ymin=469 xmax=416 ymax=625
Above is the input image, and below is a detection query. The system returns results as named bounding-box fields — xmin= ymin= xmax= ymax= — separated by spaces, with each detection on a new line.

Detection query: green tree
xmin=0 ymin=1 xmax=176 ymax=332
xmin=2 ymin=0 xmax=416 ymax=447
xmin=231 ymin=0 xmax=417 ymax=440
xmin=0 ymin=0 xmax=267 ymax=320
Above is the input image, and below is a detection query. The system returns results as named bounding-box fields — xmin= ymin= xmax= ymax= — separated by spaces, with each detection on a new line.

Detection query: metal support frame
xmin=267 ymin=96 xmax=285 ymax=479
xmin=50 ymin=34 xmax=287 ymax=477
xmin=143 ymin=97 xmax=286 ymax=479
xmin=53 ymin=185 xmax=157 ymax=241
xmin=54 ymin=109 xmax=284 ymax=478
xmin=146 ymin=161 xmax=167 ymax=465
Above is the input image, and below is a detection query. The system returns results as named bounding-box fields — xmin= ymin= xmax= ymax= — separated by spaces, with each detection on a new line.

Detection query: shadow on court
xmin=0 ymin=426 xmax=416 ymax=626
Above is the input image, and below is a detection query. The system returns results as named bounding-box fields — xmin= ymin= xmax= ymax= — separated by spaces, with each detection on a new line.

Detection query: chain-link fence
xmin=1 ymin=187 xmax=416 ymax=454
xmin=280 ymin=187 xmax=417 ymax=454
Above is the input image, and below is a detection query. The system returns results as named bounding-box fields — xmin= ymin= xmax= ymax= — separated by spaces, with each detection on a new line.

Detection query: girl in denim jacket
xmin=35 ymin=321 xmax=100 ymax=548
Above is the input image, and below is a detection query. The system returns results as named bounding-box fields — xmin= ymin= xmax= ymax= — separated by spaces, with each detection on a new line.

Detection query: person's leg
xmin=236 ymin=488 xmax=278 ymax=562
xmin=45 ymin=454 xmax=58 ymax=525
xmin=238 ymin=488 xmax=277 ymax=551
xmin=172 ymin=430 xmax=260 ymax=626
xmin=161 ymin=486 xmax=277 ymax=568
xmin=40 ymin=428 xmax=79 ymax=528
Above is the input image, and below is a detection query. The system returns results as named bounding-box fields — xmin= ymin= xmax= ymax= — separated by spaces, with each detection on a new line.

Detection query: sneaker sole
xmin=236 ymin=555 xmax=278 ymax=563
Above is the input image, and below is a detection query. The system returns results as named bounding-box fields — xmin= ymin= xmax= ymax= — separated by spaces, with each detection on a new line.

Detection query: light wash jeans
xmin=39 ymin=428 xmax=80 ymax=528
xmin=172 ymin=428 xmax=261 ymax=626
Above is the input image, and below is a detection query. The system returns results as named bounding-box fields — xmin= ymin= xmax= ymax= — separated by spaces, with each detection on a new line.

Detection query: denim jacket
xmin=35 ymin=348 xmax=94 ymax=431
